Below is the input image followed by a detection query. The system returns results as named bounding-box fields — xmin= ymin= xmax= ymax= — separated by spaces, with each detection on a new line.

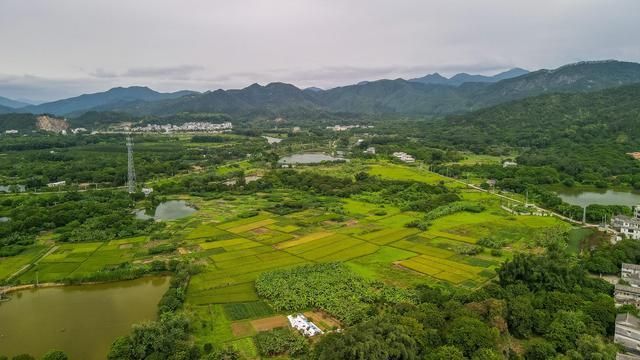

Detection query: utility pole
xmin=126 ymin=135 xmax=137 ymax=194
xmin=582 ymin=206 xmax=587 ymax=224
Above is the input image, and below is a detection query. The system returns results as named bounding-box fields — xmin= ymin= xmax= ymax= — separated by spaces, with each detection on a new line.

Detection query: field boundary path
xmin=5 ymin=245 xmax=58 ymax=282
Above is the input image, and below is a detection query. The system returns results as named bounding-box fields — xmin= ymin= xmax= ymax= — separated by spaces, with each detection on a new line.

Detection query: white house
xmin=392 ymin=152 xmax=415 ymax=163
xmin=613 ymin=206 xmax=640 ymax=241
xmin=5 ymin=130 xmax=18 ymax=134
xmin=287 ymin=314 xmax=323 ymax=337
xmin=47 ymin=181 xmax=66 ymax=187
xmin=502 ymin=161 xmax=518 ymax=168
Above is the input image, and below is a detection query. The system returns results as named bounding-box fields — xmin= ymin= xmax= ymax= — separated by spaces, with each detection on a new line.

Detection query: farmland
xmin=0 ymin=142 xmax=574 ymax=358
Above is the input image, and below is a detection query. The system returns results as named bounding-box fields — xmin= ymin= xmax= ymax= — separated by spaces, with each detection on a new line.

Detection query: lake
xmin=0 ymin=276 xmax=169 ymax=359
xmin=136 ymin=200 xmax=197 ymax=220
xmin=278 ymin=153 xmax=346 ymax=164
xmin=555 ymin=188 xmax=640 ymax=207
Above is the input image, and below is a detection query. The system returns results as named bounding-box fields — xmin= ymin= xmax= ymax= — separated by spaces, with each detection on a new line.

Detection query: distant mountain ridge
xmin=0 ymin=96 xmax=31 ymax=109
xmin=410 ymin=68 xmax=529 ymax=86
xmin=19 ymin=86 xmax=199 ymax=116
xmin=9 ymin=60 xmax=640 ymax=118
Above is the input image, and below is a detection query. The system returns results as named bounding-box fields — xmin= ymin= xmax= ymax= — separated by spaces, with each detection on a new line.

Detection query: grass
xmin=223 ymin=301 xmax=274 ymax=321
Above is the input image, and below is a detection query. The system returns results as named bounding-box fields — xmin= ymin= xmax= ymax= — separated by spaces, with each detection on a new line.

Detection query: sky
xmin=1 ymin=0 xmax=639 ymax=102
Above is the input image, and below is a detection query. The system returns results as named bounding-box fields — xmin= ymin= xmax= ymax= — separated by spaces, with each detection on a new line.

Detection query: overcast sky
xmin=1 ymin=0 xmax=639 ymax=102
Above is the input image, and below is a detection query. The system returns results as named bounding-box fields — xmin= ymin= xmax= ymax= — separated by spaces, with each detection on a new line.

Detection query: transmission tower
xmin=126 ymin=135 xmax=137 ymax=193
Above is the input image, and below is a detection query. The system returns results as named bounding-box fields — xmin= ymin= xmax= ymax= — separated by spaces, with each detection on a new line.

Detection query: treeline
xmin=0 ymin=191 xmax=161 ymax=255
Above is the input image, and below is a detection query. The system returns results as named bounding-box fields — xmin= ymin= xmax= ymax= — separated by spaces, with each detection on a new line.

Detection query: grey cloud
xmin=122 ymin=65 xmax=204 ymax=79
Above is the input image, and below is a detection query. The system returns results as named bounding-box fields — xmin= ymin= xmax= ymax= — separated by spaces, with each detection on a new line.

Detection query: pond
xmin=278 ymin=153 xmax=346 ymax=164
xmin=0 ymin=276 xmax=170 ymax=359
xmin=555 ymin=188 xmax=640 ymax=207
xmin=263 ymin=135 xmax=283 ymax=144
xmin=136 ymin=200 xmax=197 ymax=220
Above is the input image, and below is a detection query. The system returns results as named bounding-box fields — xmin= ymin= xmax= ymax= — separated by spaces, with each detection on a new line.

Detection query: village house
xmin=613 ymin=206 xmax=640 ymax=241
xmin=287 ymin=314 xmax=323 ymax=337
xmin=47 ymin=181 xmax=66 ymax=188
xmin=615 ymin=313 xmax=640 ymax=355
xmin=392 ymin=151 xmax=415 ymax=163
xmin=502 ymin=160 xmax=517 ymax=168
xmin=364 ymin=147 xmax=376 ymax=155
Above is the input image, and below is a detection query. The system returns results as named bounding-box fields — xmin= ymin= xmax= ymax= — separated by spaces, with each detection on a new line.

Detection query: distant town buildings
xmin=287 ymin=314 xmax=323 ymax=337
xmin=392 ymin=151 xmax=415 ymax=163
xmin=326 ymin=124 xmax=374 ymax=131
xmin=615 ymin=313 xmax=640 ymax=356
xmin=613 ymin=206 xmax=640 ymax=241
xmin=131 ymin=122 xmax=233 ymax=133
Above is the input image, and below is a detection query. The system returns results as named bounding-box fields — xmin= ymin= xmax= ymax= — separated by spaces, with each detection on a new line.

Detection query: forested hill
xmin=428 ymin=83 xmax=640 ymax=181
xmin=0 ymin=113 xmax=38 ymax=131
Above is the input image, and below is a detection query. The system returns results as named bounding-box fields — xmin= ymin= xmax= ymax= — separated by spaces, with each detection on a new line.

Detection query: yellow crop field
xmin=276 ymin=231 xmax=333 ymax=249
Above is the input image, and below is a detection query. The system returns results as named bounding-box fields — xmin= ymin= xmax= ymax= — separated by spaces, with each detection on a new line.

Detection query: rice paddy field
xmin=0 ymin=161 xmax=569 ymax=356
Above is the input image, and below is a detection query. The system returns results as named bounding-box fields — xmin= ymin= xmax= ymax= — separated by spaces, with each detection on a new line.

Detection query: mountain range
xmin=16 ymin=86 xmax=198 ymax=117
xmin=409 ymin=67 xmax=529 ymax=86
xmin=3 ymin=60 xmax=640 ymax=118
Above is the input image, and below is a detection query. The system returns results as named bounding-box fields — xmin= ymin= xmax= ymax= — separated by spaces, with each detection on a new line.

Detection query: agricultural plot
xmin=399 ymin=254 xmax=486 ymax=284
xmin=223 ymin=301 xmax=274 ymax=321
xmin=0 ymin=246 xmax=47 ymax=281
xmin=368 ymin=163 xmax=464 ymax=188
xmin=356 ymin=227 xmax=420 ymax=245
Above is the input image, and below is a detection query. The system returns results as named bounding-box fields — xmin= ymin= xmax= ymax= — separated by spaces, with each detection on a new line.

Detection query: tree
xmin=507 ymin=295 xmax=534 ymax=338
xmin=546 ymin=311 xmax=587 ymax=352
xmin=424 ymin=346 xmax=465 ymax=360
xmin=41 ymin=351 xmax=68 ymax=360
xmin=445 ymin=317 xmax=499 ymax=357
xmin=524 ymin=339 xmax=556 ymax=360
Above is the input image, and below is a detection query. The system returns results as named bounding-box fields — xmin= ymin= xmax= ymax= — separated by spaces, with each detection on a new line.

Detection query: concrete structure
xmin=392 ymin=151 xmax=415 ymax=163
xmin=616 ymin=313 xmax=640 ymax=355
xmin=287 ymin=314 xmax=323 ymax=337
xmin=615 ymin=285 xmax=640 ymax=307
xmin=4 ymin=130 xmax=18 ymax=134
xmin=47 ymin=181 xmax=66 ymax=187
xmin=613 ymin=206 xmax=640 ymax=241
xmin=502 ymin=160 xmax=518 ymax=168
xmin=364 ymin=147 xmax=376 ymax=155
xmin=622 ymin=263 xmax=640 ymax=287
xmin=618 ymin=353 xmax=640 ymax=360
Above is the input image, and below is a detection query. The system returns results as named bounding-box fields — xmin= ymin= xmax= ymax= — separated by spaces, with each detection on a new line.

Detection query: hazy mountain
xmin=0 ymin=104 xmax=13 ymax=114
xmin=0 ymin=96 xmax=31 ymax=109
xmin=304 ymin=87 xmax=324 ymax=92
xmin=19 ymin=86 xmax=199 ymax=116
xmin=409 ymin=73 xmax=450 ymax=85
xmin=410 ymin=68 xmax=529 ymax=86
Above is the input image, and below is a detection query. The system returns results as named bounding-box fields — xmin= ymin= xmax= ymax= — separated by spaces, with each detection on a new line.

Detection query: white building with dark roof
xmin=613 ymin=207 xmax=640 ymax=241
